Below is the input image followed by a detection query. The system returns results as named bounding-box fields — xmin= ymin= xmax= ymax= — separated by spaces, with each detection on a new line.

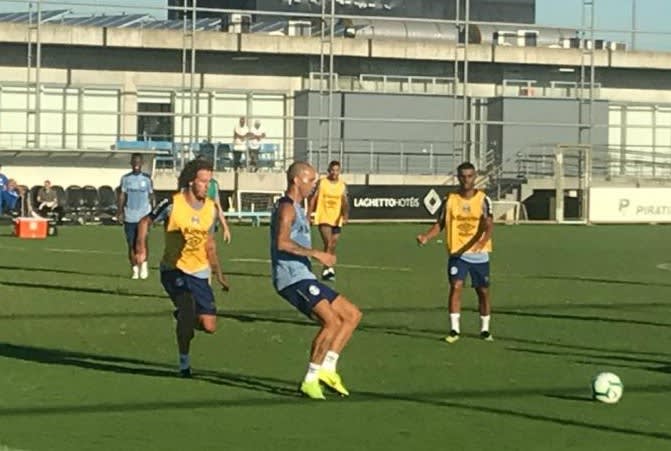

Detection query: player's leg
xmin=136 ymin=225 xmax=149 ymax=279
xmin=318 ymin=294 xmax=361 ymax=396
xmin=124 ymin=222 xmax=140 ymax=279
xmin=325 ymin=226 xmax=342 ymax=279
xmin=318 ymin=224 xmax=335 ymax=280
xmin=471 ymin=261 xmax=493 ymax=341
xmin=161 ymin=270 xmax=197 ymax=377
xmin=278 ymin=280 xmax=339 ymax=399
xmin=446 ymin=257 xmax=468 ymax=343
xmin=302 ymin=299 xmax=342 ymax=399
xmin=325 ymin=295 xmax=361 ymax=355
xmin=186 ymin=273 xmax=217 ymax=334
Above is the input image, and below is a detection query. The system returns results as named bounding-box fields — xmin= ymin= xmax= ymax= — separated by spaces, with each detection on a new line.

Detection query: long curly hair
xmin=178 ymin=158 xmax=213 ymax=189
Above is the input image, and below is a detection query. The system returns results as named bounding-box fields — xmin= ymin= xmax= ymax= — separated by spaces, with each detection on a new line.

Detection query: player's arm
xmin=276 ymin=201 xmax=335 ymax=267
xmin=211 ymin=181 xmax=231 ymax=243
xmin=340 ymin=184 xmax=349 ymax=224
xmin=417 ymin=199 xmax=446 ymax=245
xmin=116 ymin=177 xmax=126 ymax=222
xmin=147 ymin=176 xmax=156 ymax=208
xmin=206 ymin=228 xmax=229 ymax=291
xmin=471 ymin=196 xmax=494 ymax=252
xmin=306 ymin=179 xmax=320 ymax=225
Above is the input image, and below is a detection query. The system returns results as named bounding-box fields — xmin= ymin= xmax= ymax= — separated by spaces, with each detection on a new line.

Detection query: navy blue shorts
xmin=318 ymin=224 xmax=342 ymax=235
xmin=123 ymin=222 xmax=139 ymax=247
xmin=278 ymin=279 xmax=340 ymax=318
xmin=447 ymin=257 xmax=490 ymax=288
xmin=160 ymin=269 xmax=216 ymax=315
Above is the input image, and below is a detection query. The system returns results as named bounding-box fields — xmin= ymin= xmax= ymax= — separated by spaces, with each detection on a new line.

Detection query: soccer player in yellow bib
xmin=135 ymin=158 xmax=229 ymax=377
xmin=308 ymin=160 xmax=349 ymax=281
xmin=416 ymin=162 xmax=494 ymax=343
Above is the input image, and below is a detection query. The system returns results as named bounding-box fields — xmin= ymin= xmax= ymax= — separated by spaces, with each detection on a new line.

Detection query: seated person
xmin=0 ymin=179 xmax=24 ymax=216
xmin=36 ymin=179 xmax=63 ymax=222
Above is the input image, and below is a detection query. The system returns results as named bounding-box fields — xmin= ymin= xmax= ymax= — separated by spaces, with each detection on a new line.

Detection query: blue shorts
xmin=124 ymin=222 xmax=139 ymax=247
xmin=278 ymin=279 xmax=340 ymax=318
xmin=160 ymin=269 xmax=216 ymax=315
xmin=447 ymin=256 xmax=490 ymax=288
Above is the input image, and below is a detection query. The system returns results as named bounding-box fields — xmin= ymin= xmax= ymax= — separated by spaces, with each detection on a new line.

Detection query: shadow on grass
xmin=0 ymin=342 xmax=299 ymax=398
xmin=508 ymin=346 xmax=671 ymax=375
xmin=0 ymin=280 xmax=164 ymax=300
xmin=0 ymin=341 xmax=669 ymax=443
xmin=0 ymin=263 xmax=123 ymax=279
xmin=526 ymin=274 xmax=671 ymax=288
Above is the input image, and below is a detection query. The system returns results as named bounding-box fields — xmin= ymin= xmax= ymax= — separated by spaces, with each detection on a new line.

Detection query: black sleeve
xmin=148 ymin=197 xmax=172 ymax=222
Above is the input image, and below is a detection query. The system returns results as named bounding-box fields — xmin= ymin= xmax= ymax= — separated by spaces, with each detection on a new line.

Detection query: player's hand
xmin=471 ymin=241 xmax=485 ymax=252
xmin=117 ymin=212 xmax=124 ymax=223
xmin=217 ymin=273 xmax=230 ymax=292
xmin=222 ymin=227 xmax=232 ymax=244
xmin=416 ymin=234 xmax=428 ymax=246
xmin=342 ymin=216 xmax=349 ymax=225
xmin=315 ymin=251 xmax=336 ymax=268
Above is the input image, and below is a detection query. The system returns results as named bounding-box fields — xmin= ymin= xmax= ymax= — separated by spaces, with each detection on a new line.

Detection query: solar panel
xmin=251 ymin=20 xmax=288 ymax=34
xmin=130 ymin=18 xmax=222 ymax=31
xmin=61 ymin=14 xmax=149 ymax=28
xmin=0 ymin=9 xmax=70 ymax=24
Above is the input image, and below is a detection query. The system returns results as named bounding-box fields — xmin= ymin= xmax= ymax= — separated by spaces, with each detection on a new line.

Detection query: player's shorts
xmin=447 ymin=256 xmax=490 ymax=288
xmin=123 ymin=222 xmax=139 ymax=247
xmin=317 ymin=223 xmax=342 ymax=235
xmin=160 ymin=269 xmax=216 ymax=315
xmin=278 ymin=279 xmax=340 ymax=318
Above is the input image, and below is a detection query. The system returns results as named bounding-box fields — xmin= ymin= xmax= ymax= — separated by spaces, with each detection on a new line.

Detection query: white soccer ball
xmin=591 ymin=372 xmax=623 ymax=404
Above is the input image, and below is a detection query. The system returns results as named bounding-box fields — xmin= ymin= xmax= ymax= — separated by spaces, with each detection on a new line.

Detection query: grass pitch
xmin=0 ymin=224 xmax=669 ymax=451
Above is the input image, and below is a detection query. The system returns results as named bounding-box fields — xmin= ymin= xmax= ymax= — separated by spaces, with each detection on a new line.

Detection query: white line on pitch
xmin=656 ymin=263 xmax=671 ymax=271
xmin=0 ymin=243 xmax=122 ymax=255
xmin=231 ymin=257 xmax=412 ymax=272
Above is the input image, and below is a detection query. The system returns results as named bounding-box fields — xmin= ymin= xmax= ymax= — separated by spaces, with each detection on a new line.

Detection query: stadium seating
xmin=258 ymin=143 xmax=278 ymax=169
xmin=98 ymin=185 xmax=118 ymax=218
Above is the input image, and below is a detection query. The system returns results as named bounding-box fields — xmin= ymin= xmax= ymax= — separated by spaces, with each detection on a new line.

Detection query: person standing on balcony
xmin=247 ymin=119 xmax=266 ymax=172
xmin=232 ymin=117 xmax=249 ymax=171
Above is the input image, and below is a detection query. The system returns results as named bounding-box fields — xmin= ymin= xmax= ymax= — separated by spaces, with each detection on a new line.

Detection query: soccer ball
xmin=591 ymin=372 xmax=623 ymax=404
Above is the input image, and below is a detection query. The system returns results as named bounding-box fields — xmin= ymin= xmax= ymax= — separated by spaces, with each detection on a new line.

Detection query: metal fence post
xmin=369 ymin=141 xmax=374 ymax=173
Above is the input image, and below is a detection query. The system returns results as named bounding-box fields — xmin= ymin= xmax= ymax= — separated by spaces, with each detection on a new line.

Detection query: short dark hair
xmin=178 ymin=158 xmax=213 ymax=189
xmin=328 ymin=160 xmax=341 ymax=169
xmin=457 ymin=161 xmax=476 ymax=174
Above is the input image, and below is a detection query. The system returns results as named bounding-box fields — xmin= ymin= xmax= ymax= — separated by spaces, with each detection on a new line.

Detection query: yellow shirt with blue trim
xmin=314 ymin=177 xmax=347 ymax=226
xmin=440 ymin=190 xmax=493 ymax=257
xmin=149 ymin=192 xmax=217 ymax=278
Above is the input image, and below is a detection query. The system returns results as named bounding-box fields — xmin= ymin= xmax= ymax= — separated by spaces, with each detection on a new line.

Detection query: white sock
xmin=480 ymin=315 xmax=491 ymax=332
xmin=179 ymin=353 xmax=190 ymax=370
xmin=304 ymin=362 xmax=321 ymax=382
xmin=450 ymin=313 xmax=461 ymax=334
xmin=132 ymin=265 xmax=139 ymax=274
xmin=141 ymin=261 xmax=148 ymax=271
xmin=321 ymin=351 xmax=339 ymax=372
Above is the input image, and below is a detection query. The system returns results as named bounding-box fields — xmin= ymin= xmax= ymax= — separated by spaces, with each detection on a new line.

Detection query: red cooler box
xmin=14 ymin=217 xmax=49 ymax=239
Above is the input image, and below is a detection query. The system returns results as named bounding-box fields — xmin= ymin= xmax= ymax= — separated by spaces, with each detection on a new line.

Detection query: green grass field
xmin=0 ymin=224 xmax=669 ymax=451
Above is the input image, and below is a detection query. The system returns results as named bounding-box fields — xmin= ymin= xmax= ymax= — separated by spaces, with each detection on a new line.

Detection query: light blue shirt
xmin=120 ymin=171 xmax=152 ymax=223
xmin=270 ymin=196 xmax=316 ymax=291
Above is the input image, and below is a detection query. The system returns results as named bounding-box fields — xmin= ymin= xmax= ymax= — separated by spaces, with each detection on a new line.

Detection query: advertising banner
xmin=589 ymin=188 xmax=671 ymax=223
xmin=347 ymin=185 xmax=454 ymax=220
